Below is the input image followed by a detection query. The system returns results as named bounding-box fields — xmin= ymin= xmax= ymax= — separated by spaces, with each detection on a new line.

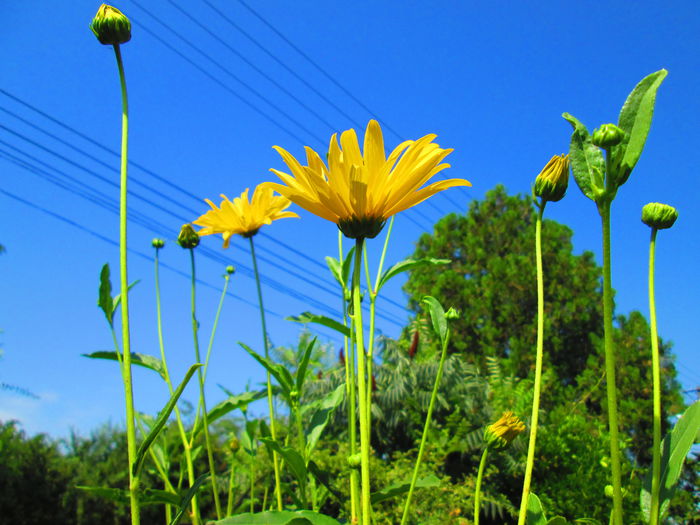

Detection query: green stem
xmin=188 ymin=249 xmax=222 ymax=519
xmin=113 ymin=43 xmax=140 ymax=525
xmin=352 ymin=238 xmax=371 ymax=525
xmin=294 ymin=401 xmax=309 ymax=508
xmin=474 ymin=447 xmax=489 ymax=525
xmin=249 ymin=236 xmax=283 ymax=511
xmin=599 ymin=201 xmax=624 ymax=525
xmin=517 ymin=201 xmax=546 ymax=525
xmin=400 ymin=329 xmax=450 ymax=525
xmin=155 ymin=247 xmax=200 ymax=524
xmin=226 ymin=454 xmax=236 ymax=517
xmin=648 ymin=228 xmax=662 ymax=525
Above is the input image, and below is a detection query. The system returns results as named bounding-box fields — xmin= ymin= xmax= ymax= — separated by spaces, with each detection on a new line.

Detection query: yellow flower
xmin=264 ymin=120 xmax=471 ymax=239
xmin=534 ymin=154 xmax=569 ymax=202
xmin=193 ymin=186 xmax=298 ymax=248
xmin=484 ymin=411 xmax=526 ymax=450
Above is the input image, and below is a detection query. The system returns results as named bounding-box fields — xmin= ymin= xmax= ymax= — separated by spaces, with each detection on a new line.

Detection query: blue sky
xmin=1 ymin=1 xmax=698 ymax=438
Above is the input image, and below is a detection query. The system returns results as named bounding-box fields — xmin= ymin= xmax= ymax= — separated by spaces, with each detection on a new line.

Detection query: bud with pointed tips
xmin=90 ymin=4 xmax=131 ymax=45
xmin=534 ymin=154 xmax=569 ymax=202
xmin=642 ymin=202 xmax=678 ymax=230
xmin=177 ymin=224 xmax=200 ymax=249
xmin=592 ymin=123 xmax=625 ymax=149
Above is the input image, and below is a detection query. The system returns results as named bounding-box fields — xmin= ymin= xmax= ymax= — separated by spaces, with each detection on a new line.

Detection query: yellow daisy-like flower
xmin=484 ymin=411 xmax=526 ymax=450
xmin=193 ymin=185 xmax=298 ymax=248
xmin=264 ymin=120 xmax=471 ymax=239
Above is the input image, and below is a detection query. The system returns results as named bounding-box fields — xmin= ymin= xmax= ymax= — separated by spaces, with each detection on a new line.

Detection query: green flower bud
xmin=228 ymin=435 xmax=240 ymax=453
xmin=534 ymin=154 xmax=569 ymax=202
xmin=226 ymin=265 xmax=236 ymax=275
xmin=177 ymin=224 xmax=200 ymax=249
xmin=445 ymin=307 xmax=460 ymax=320
xmin=151 ymin=238 xmax=165 ymax=249
xmin=483 ymin=411 xmax=525 ymax=451
xmin=90 ymin=4 xmax=131 ymax=45
xmin=289 ymin=390 xmax=299 ymax=402
xmin=591 ymin=124 xmax=625 ymax=148
xmin=347 ymin=453 xmax=361 ymax=469
xmin=642 ymin=202 xmax=678 ymax=230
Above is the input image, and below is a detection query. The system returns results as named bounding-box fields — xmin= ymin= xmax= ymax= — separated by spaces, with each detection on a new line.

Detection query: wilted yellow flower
xmin=484 ymin=411 xmax=525 ymax=450
xmin=265 ymin=120 xmax=471 ymax=239
xmin=193 ymin=186 xmax=298 ymax=248
xmin=534 ymin=154 xmax=569 ymax=203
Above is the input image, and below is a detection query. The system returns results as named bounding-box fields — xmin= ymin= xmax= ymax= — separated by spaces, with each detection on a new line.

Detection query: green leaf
xmin=527 ymin=492 xmax=548 ymax=525
xmin=82 ymin=351 xmax=167 ymax=380
xmin=547 ymin=518 xmax=568 ymax=525
xmin=286 ymin=312 xmax=350 ymax=338
xmin=377 ymin=257 xmax=450 ymax=293
xmin=573 ymin=519 xmax=602 ymax=525
xmin=641 ymin=400 xmax=700 ymax=522
xmin=562 ymin=113 xmax=605 ymax=201
xmin=212 ymin=510 xmax=341 ymax=525
xmin=98 ymin=264 xmax=113 ymax=325
xmin=422 ymin=296 xmax=448 ymax=344
xmin=307 ymin=460 xmax=344 ymax=503
xmin=76 ymin=485 xmax=180 ymax=507
xmin=612 ymin=69 xmax=667 ymax=186
xmin=168 ymin=473 xmax=210 ymax=525
xmin=132 ymin=363 xmax=202 ymax=478
xmin=370 ymin=474 xmax=440 ymax=505
xmin=240 ymin=343 xmax=295 ymax=397
xmin=306 ymin=384 xmax=345 ymax=456
xmin=112 ymin=279 xmax=141 ymax=319
xmin=191 ymin=389 xmax=267 ymax=437
xmin=260 ymin=438 xmax=308 ymax=492
xmin=341 ymin=246 xmax=355 ymax=288
xmin=296 ymin=336 xmax=317 ymax=394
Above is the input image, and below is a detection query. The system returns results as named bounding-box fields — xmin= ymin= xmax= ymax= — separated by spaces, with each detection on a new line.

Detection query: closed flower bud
xmin=226 ymin=265 xmax=236 ymax=275
xmin=151 ymin=238 xmax=165 ymax=249
xmin=534 ymin=154 xmax=569 ymax=202
xmin=347 ymin=453 xmax=361 ymax=469
xmin=592 ymin=123 xmax=625 ymax=148
xmin=228 ymin=435 xmax=240 ymax=453
xmin=177 ymin=224 xmax=200 ymax=249
xmin=445 ymin=307 xmax=460 ymax=320
xmin=483 ymin=411 xmax=525 ymax=450
xmin=642 ymin=202 xmax=678 ymax=230
xmin=90 ymin=4 xmax=131 ymax=45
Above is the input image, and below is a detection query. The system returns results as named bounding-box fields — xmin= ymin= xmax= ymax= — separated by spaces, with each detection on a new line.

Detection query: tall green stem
xmin=517 ymin=202 xmax=546 ymax=525
xmin=339 ymin=232 xmax=360 ymax=522
xmin=188 ymin=249 xmax=222 ymax=519
xmin=113 ymin=43 xmax=140 ymax=525
xmin=473 ymin=447 xmax=489 ymax=525
xmin=400 ymin=329 xmax=450 ymax=525
xmin=352 ymin=238 xmax=371 ymax=525
xmin=648 ymin=228 xmax=662 ymax=525
xmin=599 ymin=201 xmax=623 ymax=525
xmin=249 ymin=236 xmax=283 ymax=511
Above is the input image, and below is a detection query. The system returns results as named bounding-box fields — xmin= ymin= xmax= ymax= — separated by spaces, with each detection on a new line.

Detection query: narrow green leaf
xmin=240 ymin=343 xmax=295 ymax=395
xmin=260 ymin=438 xmax=308 ymax=492
xmin=641 ymin=400 xmax=700 ymax=521
xmin=377 ymin=257 xmax=450 ymax=293
xmin=212 ymin=510 xmax=341 ymax=525
xmin=191 ymin=389 xmax=267 ymax=437
xmin=83 ymin=351 xmax=167 ymax=380
xmin=168 ymin=473 xmax=210 ymax=525
xmin=527 ymin=492 xmax=548 ymax=525
xmin=341 ymin=246 xmax=355 ymax=288
xmin=112 ymin=279 xmax=141 ymax=317
xmin=307 ymin=460 xmax=344 ymax=502
xmin=286 ymin=312 xmax=351 ymax=338
xmin=562 ymin=113 xmax=605 ymax=202
xmin=370 ymin=474 xmax=440 ymax=505
xmin=98 ymin=264 xmax=113 ymax=325
xmin=324 ymin=256 xmax=343 ymax=288
xmin=612 ymin=70 xmax=667 ymax=186
xmin=133 ymin=363 xmax=202 ymax=478
xmin=305 ymin=384 xmax=345 ymax=456
xmin=296 ymin=336 xmax=317 ymax=394
xmin=422 ymin=296 xmax=448 ymax=344
xmin=77 ymin=485 xmax=181 ymax=507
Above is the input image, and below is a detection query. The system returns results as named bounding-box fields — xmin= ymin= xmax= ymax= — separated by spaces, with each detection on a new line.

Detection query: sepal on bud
xmin=642 ymin=202 xmax=678 ymax=230
xmin=90 ymin=4 xmax=131 ymax=45
xmin=177 ymin=224 xmax=200 ymax=249
xmin=534 ymin=154 xmax=570 ymax=203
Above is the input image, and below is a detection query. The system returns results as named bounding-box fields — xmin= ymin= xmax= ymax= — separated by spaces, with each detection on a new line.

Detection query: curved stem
xmin=353 ymin=238 xmax=371 ymax=525
xmin=189 ymin=249 xmax=222 ymax=519
xmin=249 ymin=236 xmax=283 ymax=511
xmin=113 ymin=43 xmax=140 ymax=525
xmin=599 ymin=201 xmax=624 ymax=525
xmin=648 ymin=228 xmax=662 ymax=525
xmin=474 ymin=447 xmax=489 ymax=525
xmin=400 ymin=329 xmax=450 ymax=525
xmin=517 ymin=201 xmax=546 ymax=525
